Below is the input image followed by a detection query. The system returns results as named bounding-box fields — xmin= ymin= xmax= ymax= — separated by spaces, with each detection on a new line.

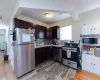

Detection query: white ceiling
xmin=19 ymin=0 xmax=100 ymax=14
xmin=73 ymin=0 xmax=100 ymax=14
xmin=0 ymin=0 xmax=100 ymax=25
xmin=15 ymin=0 xmax=100 ymax=24
xmin=0 ymin=0 xmax=18 ymax=25
xmin=21 ymin=9 xmax=71 ymax=24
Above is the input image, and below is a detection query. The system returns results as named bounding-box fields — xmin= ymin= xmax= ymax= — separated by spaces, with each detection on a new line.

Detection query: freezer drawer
xmin=15 ymin=44 xmax=35 ymax=78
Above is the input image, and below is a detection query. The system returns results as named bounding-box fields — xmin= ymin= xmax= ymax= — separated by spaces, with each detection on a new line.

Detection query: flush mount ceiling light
xmin=45 ymin=13 xmax=52 ymax=18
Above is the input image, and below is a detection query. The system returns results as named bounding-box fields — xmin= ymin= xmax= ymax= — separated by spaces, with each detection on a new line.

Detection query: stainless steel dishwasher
xmin=52 ymin=47 xmax=62 ymax=62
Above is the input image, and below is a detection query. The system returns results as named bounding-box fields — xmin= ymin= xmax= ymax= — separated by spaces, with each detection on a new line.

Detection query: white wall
xmin=17 ymin=15 xmax=49 ymax=27
xmin=50 ymin=8 xmax=100 ymax=41
xmin=0 ymin=29 xmax=6 ymax=34
xmin=8 ymin=19 xmax=15 ymax=70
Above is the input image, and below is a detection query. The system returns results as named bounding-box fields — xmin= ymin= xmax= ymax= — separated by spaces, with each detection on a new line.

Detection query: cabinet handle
xmin=94 ymin=64 xmax=95 ymax=66
xmin=94 ymin=28 xmax=95 ymax=30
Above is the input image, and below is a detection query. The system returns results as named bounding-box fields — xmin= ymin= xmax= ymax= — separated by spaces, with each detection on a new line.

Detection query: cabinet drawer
xmin=62 ymin=59 xmax=77 ymax=69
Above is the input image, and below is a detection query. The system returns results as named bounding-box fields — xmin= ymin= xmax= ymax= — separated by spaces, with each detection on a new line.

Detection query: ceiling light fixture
xmin=45 ymin=13 xmax=52 ymax=18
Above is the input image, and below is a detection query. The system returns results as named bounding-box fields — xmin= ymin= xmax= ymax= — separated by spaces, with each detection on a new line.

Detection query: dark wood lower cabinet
xmin=35 ymin=47 xmax=47 ymax=66
xmin=35 ymin=47 xmax=54 ymax=66
xmin=35 ymin=46 xmax=62 ymax=66
xmin=46 ymin=47 xmax=53 ymax=60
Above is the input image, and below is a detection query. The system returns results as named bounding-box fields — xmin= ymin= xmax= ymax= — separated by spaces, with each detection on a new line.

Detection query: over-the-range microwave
xmin=82 ymin=37 xmax=100 ymax=45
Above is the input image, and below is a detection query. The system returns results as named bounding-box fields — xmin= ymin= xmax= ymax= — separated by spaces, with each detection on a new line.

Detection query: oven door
xmin=62 ymin=50 xmax=77 ymax=62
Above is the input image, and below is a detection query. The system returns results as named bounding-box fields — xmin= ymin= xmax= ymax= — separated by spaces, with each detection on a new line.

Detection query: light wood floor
xmin=0 ymin=51 xmax=16 ymax=80
xmin=0 ymin=51 xmax=100 ymax=80
xmin=19 ymin=61 xmax=76 ymax=80
xmin=68 ymin=70 xmax=100 ymax=80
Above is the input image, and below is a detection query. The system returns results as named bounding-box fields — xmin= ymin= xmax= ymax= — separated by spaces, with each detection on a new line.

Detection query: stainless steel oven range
xmin=62 ymin=43 xmax=81 ymax=69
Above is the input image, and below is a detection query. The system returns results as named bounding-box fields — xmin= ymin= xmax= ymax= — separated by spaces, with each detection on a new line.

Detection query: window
xmin=60 ymin=25 xmax=72 ymax=40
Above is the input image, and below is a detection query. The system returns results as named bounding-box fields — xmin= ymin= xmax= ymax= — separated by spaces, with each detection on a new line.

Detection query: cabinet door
xmin=46 ymin=47 xmax=53 ymax=60
xmin=82 ymin=54 xmax=93 ymax=72
xmin=52 ymin=26 xmax=60 ymax=39
xmin=93 ymin=24 xmax=100 ymax=34
xmin=35 ymin=25 xmax=47 ymax=39
xmin=35 ymin=48 xmax=40 ymax=66
xmin=47 ymin=27 xmax=52 ymax=39
xmin=82 ymin=25 xmax=93 ymax=35
xmin=35 ymin=48 xmax=46 ymax=66
xmin=82 ymin=54 xmax=88 ymax=70
xmin=35 ymin=25 xmax=43 ymax=39
xmin=86 ymin=55 xmax=94 ymax=73
xmin=43 ymin=26 xmax=47 ymax=38
xmin=93 ymin=57 xmax=100 ymax=75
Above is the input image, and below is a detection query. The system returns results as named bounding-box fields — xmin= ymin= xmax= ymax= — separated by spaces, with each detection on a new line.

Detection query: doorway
xmin=0 ymin=29 xmax=7 ymax=64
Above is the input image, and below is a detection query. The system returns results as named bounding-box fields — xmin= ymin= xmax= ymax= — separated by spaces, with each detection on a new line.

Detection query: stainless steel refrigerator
xmin=14 ymin=28 xmax=35 ymax=78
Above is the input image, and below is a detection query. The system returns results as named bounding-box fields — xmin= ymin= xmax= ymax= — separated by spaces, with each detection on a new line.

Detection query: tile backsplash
xmin=35 ymin=39 xmax=79 ymax=46
xmin=35 ymin=39 xmax=52 ymax=46
xmin=53 ymin=39 xmax=79 ymax=45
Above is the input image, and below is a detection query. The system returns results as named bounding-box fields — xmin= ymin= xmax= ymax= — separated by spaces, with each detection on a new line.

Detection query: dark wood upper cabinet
xmin=14 ymin=18 xmax=35 ymax=29
xmin=47 ymin=27 xmax=52 ymax=39
xmin=35 ymin=25 xmax=47 ymax=39
xmin=52 ymin=26 xmax=60 ymax=39
xmin=14 ymin=19 xmax=60 ymax=39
